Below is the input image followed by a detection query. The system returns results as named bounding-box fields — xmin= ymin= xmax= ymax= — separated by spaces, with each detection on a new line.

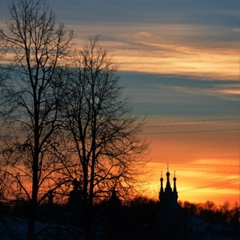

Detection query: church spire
xmin=173 ymin=171 xmax=177 ymax=193
xmin=159 ymin=171 xmax=164 ymax=201
xmin=165 ymin=163 xmax=172 ymax=193
xmin=160 ymin=171 xmax=164 ymax=193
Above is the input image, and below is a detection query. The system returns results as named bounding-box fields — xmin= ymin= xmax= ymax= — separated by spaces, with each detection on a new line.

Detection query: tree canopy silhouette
xmin=60 ymin=36 xmax=148 ymax=240
xmin=0 ymin=0 xmax=73 ymax=238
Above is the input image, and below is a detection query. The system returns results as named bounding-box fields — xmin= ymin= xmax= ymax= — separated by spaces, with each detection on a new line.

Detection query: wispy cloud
xmin=1 ymin=1 xmax=239 ymax=79
xmin=67 ymin=23 xmax=239 ymax=79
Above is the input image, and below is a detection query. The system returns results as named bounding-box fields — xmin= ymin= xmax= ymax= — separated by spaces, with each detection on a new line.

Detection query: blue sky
xmin=0 ymin=0 xmax=239 ymax=203
xmin=121 ymin=72 xmax=239 ymax=117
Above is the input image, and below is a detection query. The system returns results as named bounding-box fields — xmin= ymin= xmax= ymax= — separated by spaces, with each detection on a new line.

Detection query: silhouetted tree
xmin=181 ymin=200 xmax=240 ymax=231
xmin=229 ymin=203 xmax=240 ymax=232
xmin=61 ymin=37 xmax=148 ymax=240
xmin=0 ymin=0 xmax=73 ymax=239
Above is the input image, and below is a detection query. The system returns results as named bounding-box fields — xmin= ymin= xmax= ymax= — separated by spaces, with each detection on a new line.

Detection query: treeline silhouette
xmin=0 ymin=196 xmax=239 ymax=240
xmin=179 ymin=200 xmax=239 ymax=230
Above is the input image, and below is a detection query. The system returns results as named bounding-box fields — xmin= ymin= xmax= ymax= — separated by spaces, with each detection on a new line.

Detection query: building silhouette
xmin=156 ymin=168 xmax=185 ymax=239
xmin=69 ymin=178 xmax=83 ymax=209
xmin=159 ymin=169 xmax=178 ymax=208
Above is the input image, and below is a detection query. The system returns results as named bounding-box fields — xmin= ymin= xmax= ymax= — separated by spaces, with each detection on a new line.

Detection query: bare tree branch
xmin=0 ymin=0 xmax=73 ymax=239
xmin=61 ymin=36 xmax=148 ymax=240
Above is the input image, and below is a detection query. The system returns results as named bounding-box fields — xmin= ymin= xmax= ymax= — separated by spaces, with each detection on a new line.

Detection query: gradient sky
xmin=0 ymin=0 xmax=239 ymax=205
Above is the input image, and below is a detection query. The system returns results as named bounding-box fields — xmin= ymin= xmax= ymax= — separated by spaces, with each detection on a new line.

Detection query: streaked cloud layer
xmin=1 ymin=0 xmax=239 ymax=78
xmin=67 ymin=0 xmax=238 ymax=80
xmin=50 ymin=0 xmax=239 ymax=79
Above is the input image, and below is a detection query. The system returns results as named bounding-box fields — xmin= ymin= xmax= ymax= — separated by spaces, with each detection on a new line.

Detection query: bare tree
xmin=62 ymin=37 xmax=148 ymax=240
xmin=0 ymin=0 xmax=73 ymax=239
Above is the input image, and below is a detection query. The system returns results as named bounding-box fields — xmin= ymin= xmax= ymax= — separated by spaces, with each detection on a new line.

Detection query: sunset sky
xmin=0 ymin=0 xmax=239 ymax=205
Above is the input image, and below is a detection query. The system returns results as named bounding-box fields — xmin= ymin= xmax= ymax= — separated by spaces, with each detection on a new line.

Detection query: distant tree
xmin=61 ymin=37 xmax=148 ymax=240
xmin=0 ymin=0 xmax=73 ymax=239
xmin=182 ymin=201 xmax=197 ymax=215
xmin=229 ymin=203 xmax=240 ymax=231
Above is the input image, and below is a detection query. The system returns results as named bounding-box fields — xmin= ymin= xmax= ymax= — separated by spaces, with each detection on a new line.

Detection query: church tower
xmin=159 ymin=168 xmax=178 ymax=206
xmin=156 ymin=169 xmax=184 ymax=239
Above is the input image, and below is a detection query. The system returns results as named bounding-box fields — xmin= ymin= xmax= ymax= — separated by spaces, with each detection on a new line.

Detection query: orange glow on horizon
xmin=138 ymin=118 xmax=239 ymax=205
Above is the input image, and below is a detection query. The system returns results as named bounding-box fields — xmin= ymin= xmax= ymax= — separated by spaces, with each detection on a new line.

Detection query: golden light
xmin=139 ymin=117 xmax=239 ymax=205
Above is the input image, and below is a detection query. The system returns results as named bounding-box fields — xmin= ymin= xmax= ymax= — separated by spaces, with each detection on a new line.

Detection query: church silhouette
xmin=159 ymin=168 xmax=179 ymax=208
xmin=156 ymin=168 xmax=185 ymax=239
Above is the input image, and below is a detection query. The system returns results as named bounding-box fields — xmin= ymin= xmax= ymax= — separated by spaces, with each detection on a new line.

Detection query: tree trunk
xmin=27 ymin=163 xmax=38 ymax=239
xmin=27 ymin=202 xmax=36 ymax=240
xmin=84 ymin=202 xmax=94 ymax=240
